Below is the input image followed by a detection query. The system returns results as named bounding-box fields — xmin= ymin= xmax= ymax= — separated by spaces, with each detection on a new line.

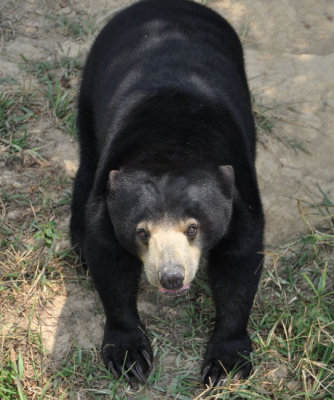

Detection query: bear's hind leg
xmin=70 ymin=162 xmax=96 ymax=257
xmin=70 ymin=99 xmax=97 ymax=258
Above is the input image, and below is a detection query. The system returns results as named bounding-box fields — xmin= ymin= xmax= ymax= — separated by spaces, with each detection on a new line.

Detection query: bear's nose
xmin=159 ymin=269 xmax=184 ymax=290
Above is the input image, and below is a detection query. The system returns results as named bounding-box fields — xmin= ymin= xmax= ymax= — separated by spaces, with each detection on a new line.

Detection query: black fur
xmin=70 ymin=0 xmax=264 ymax=386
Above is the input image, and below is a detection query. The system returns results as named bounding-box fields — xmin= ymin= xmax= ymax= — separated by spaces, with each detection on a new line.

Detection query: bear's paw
xmin=102 ymin=329 xmax=153 ymax=384
xmin=201 ymin=335 xmax=252 ymax=387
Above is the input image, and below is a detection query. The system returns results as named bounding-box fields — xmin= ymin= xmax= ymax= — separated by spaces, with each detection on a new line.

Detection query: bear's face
xmin=136 ymin=217 xmax=202 ymax=294
xmin=107 ymin=166 xmax=234 ymax=294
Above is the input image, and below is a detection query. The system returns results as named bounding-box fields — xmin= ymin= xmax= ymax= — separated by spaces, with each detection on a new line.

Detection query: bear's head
xmin=107 ymin=166 xmax=234 ymax=295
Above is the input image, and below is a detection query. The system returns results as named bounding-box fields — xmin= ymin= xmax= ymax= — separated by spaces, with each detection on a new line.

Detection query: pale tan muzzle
xmin=139 ymin=223 xmax=201 ymax=290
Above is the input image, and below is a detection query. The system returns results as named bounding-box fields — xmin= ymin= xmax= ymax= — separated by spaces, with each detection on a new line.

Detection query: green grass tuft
xmin=252 ymin=95 xmax=311 ymax=155
xmin=19 ymin=56 xmax=82 ymax=136
xmin=0 ymin=91 xmax=36 ymax=138
xmin=45 ymin=13 xmax=97 ymax=40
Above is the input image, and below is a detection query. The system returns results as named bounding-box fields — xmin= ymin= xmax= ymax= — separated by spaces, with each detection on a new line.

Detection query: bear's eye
xmin=186 ymin=224 xmax=198 ymax=239
xmin=137 ymin=228 xmax=149 ymax=243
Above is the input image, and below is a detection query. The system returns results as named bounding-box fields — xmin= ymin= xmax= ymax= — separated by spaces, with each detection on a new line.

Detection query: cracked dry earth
xmin=0 ymin=0 xmax=333 ymax=397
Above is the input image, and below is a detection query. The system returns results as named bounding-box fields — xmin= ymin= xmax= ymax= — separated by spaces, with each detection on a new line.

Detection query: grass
xmin=0 ymin=91 xmax=36 ymax=138
xmin=252 ymin=95 xmax=311 ymax=155
xmin=0 ymin=90 xmax=45 ymax=163
xmin=19 ymin=56 xmax=82 ymax=136
xmin=45 ymin=12 xmax=97 ymax=40
xmin=45 ymin=80 xmax=76 ymax=136
xmin=0 ymin=363 xmax=21 ymax=400
xmin=19 ymin=57 xmax=83 ymax=86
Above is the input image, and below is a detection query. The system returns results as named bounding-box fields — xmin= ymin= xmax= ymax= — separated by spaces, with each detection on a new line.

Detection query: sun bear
xmin=70 ymin=0 xmax=264 ymax=386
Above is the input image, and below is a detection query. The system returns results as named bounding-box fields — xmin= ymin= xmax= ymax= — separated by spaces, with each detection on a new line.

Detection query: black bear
xmin=70 ymin=0 xmax=264 ymax=387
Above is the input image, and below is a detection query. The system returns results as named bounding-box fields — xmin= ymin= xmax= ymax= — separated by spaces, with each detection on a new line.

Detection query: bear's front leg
xmin=202 ymin=247 xmax=262 ymax=386
xmin=84 ymin=200 xmax=152 ymax=383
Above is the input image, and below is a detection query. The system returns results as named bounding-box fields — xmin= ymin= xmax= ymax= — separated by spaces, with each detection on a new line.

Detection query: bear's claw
xmin=127 ymin=361 xmax=146 ymax=384
xmin=141 ymin=349 xmax=153 ymax=369
xmin=201 ymin=362 xmax=226 ymax=387
xmin=103 ymin=329 xmax=153 ymax=384
xmin=201 ymin=365 xmax=212 ymax=384
xmin=108 ymin=360 xmax=120 ymax=379
xmin=201 ymin=360 xmax=251 ymax=387
xmin=107 ymin=351 xmax=151 ymax=384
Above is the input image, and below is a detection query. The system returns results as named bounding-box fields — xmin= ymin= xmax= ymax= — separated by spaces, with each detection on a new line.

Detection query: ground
xmin=0 ymin=0 xmax=333 ymax=399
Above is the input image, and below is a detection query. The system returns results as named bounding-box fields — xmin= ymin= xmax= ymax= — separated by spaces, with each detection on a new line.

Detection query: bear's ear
xmin=108 ymin=170 xmax=120 ymax=190
xmin=218 ymin=165 xmax=235 ymax=196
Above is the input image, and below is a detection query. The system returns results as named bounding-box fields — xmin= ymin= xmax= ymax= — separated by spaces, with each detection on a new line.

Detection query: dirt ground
xmin=1 ymin=0 xmax=333 ymax=397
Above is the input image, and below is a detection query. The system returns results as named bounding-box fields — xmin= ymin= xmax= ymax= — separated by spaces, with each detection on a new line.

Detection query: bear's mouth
xmin=158 ymin=283 xmax=190 ymax=296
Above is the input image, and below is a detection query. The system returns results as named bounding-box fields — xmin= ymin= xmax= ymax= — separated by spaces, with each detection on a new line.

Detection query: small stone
xmin=57 ymin=7 xmax=71 ymax=15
